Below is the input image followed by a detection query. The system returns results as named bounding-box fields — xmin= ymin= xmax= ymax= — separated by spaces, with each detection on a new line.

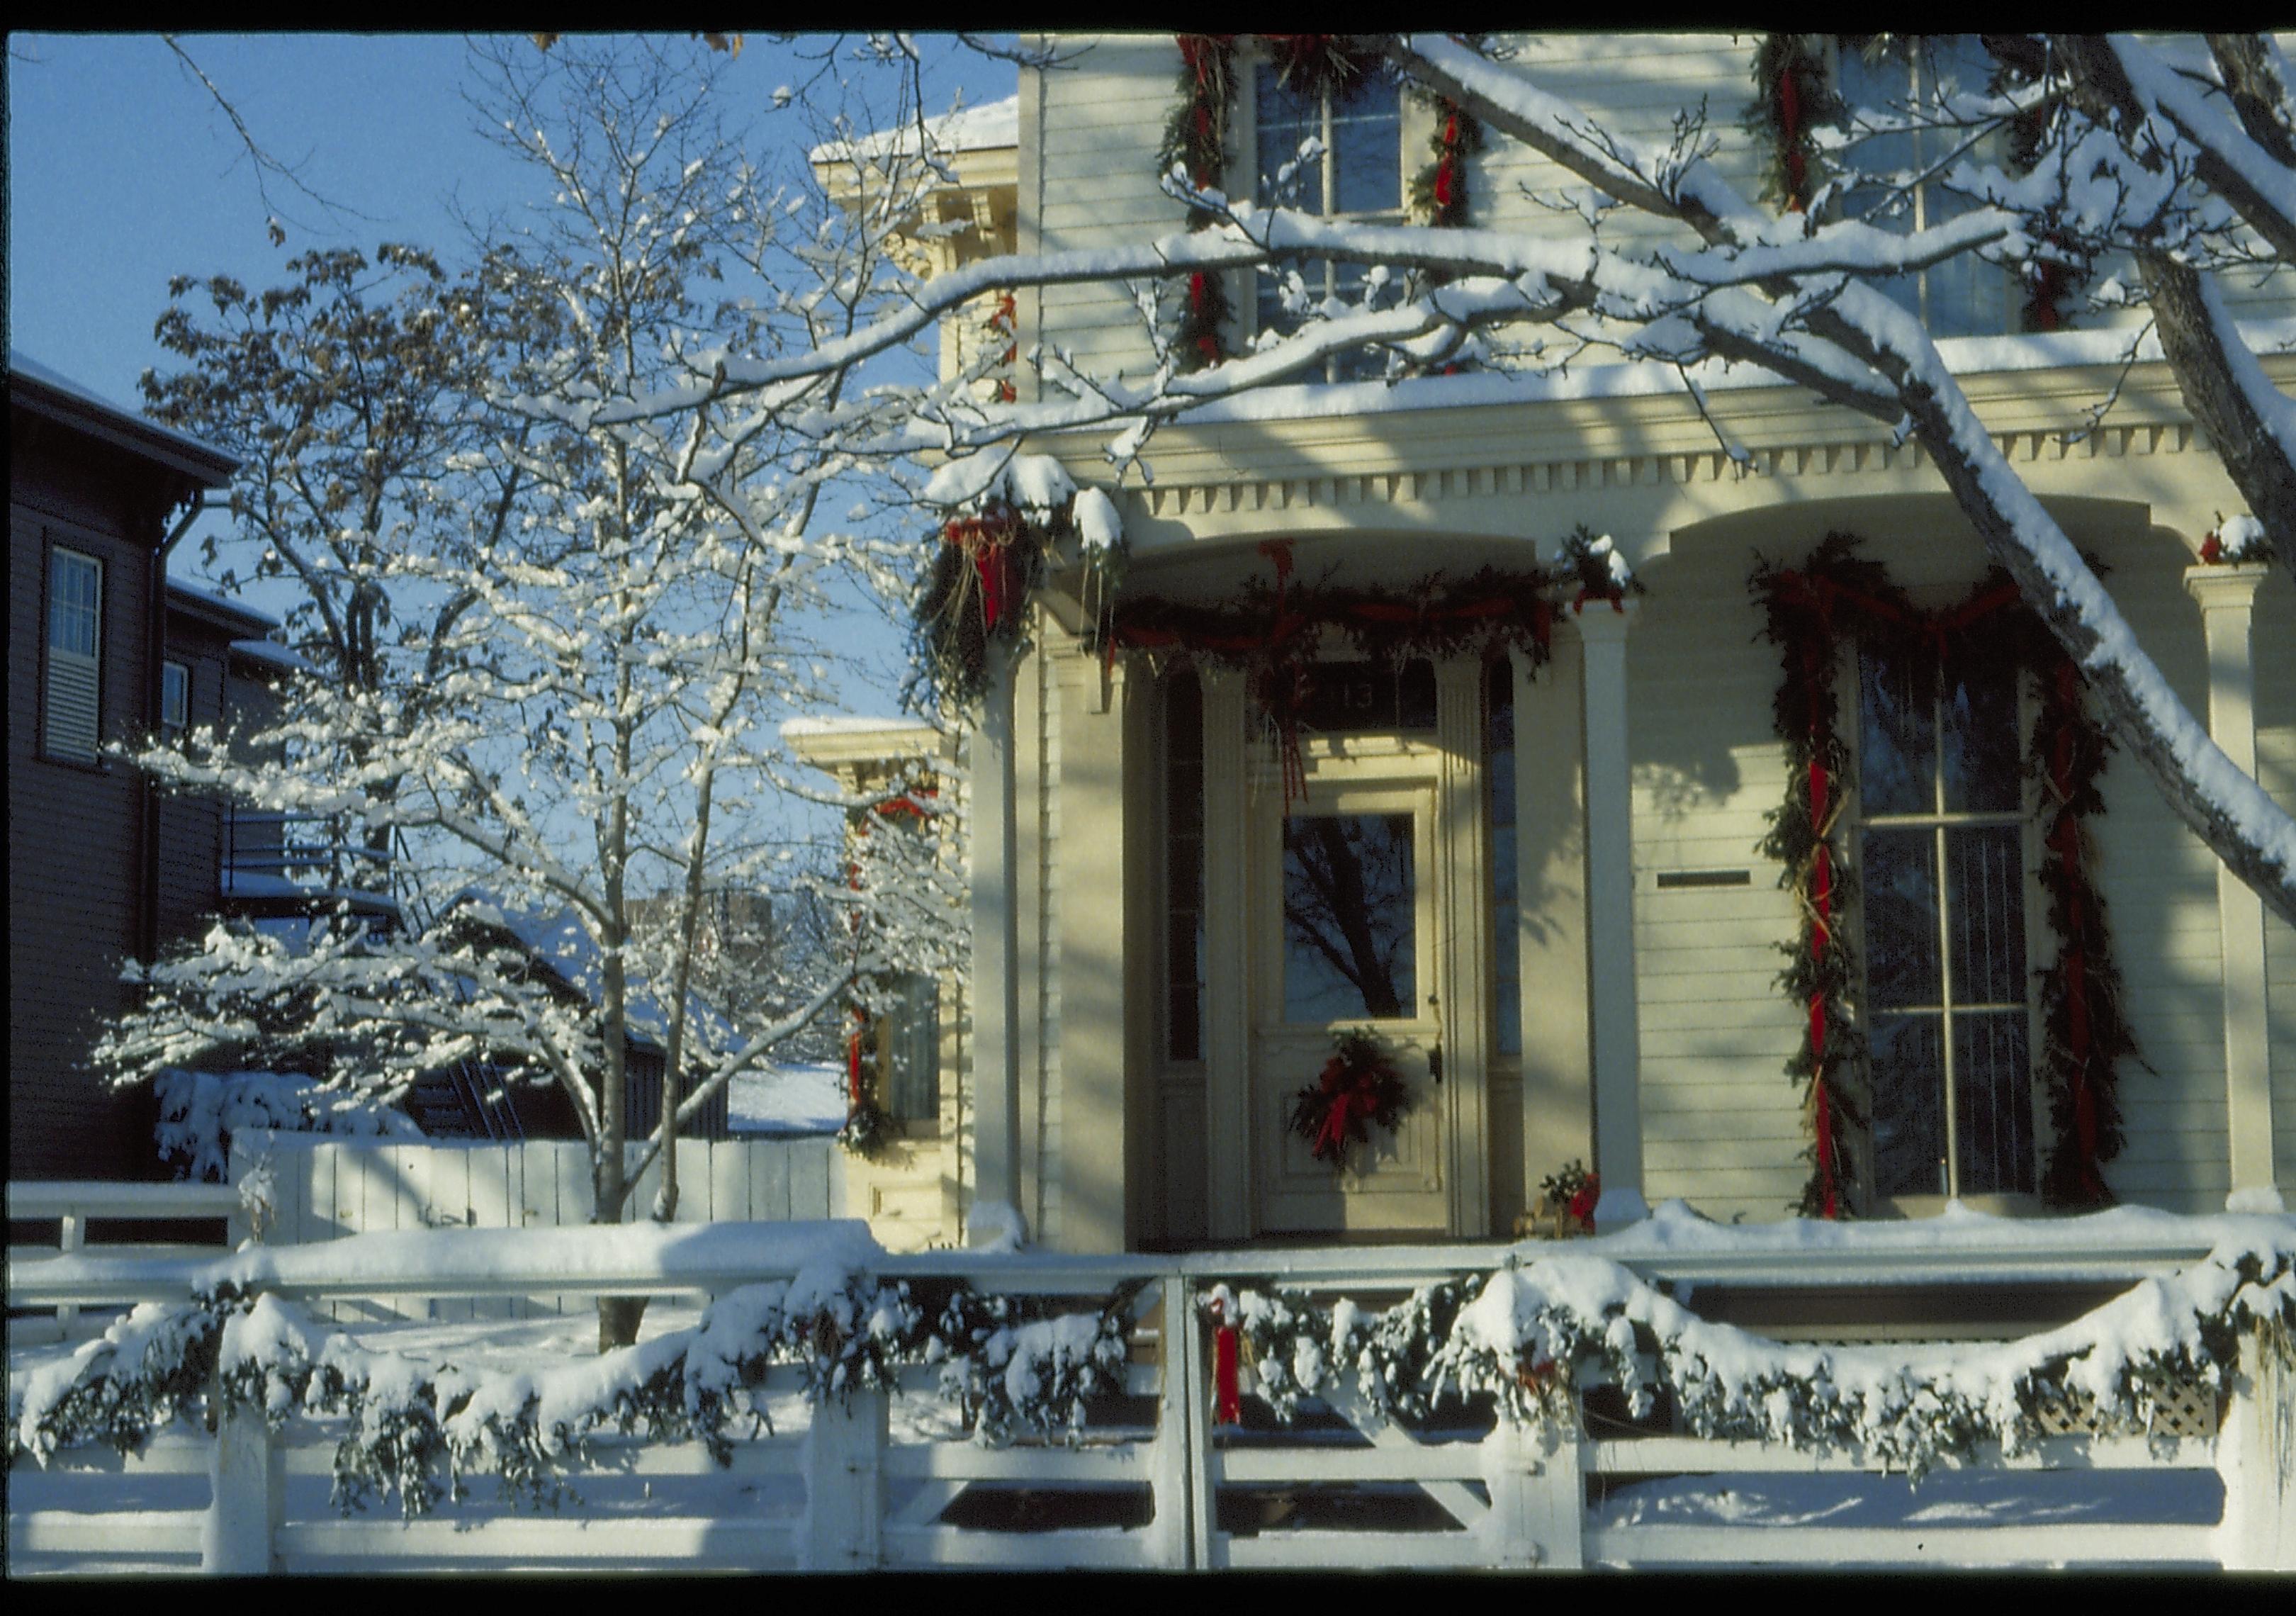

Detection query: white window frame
xmin=1850 ymin=636 xmax=2044 ymax=1207
xmin=1244 ymin=55 xmax=1407 ymax=381
xmin=1833 ymin=35 xmax=2018 ymax=339
xmin=162 ymin=658 xmax=191 ymax=741
xmin=44 ymin=544 xmax=104 ymax=765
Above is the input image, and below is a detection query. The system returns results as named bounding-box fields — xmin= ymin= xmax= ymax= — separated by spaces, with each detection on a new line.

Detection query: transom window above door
xmin=1283 ymin=812 xmax=1418 ymax=1023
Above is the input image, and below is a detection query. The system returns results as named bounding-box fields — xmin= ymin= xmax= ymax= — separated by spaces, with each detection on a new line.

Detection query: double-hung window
xmin=45 ymin=546 xmax=104 ymax=764
xmin=1835 ymin=35 xmax=2018 ymax=339
xmin=1856 ymin=639 xmax=2035 ymax=1200
xmin=1252 ymin=60 xmax=1404 ymax=381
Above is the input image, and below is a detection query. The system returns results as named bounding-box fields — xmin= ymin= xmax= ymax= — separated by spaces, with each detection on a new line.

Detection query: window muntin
xmin=1253 ymin=61 xmax=1403 ymax=381
xmin=45 ymin=546 xmax=104 ymax=763
xmin=1857 ymin=641 xmax=2034 ymax=1199
xmin=1282 ymin=811 xmax=1418 ymax=1023
xmin=1836 ymin=36 xmax=2018 ymax=340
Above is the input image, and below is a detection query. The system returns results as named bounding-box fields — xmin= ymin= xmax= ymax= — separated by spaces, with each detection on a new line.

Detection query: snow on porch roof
xmin=808 ymin=94 xmax=1018 ymax=164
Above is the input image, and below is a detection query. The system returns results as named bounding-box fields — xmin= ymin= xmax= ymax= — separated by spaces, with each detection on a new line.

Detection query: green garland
xmin=1743 ymin=33 xmax=1841 ymax=213
xmin=1158 ymin=35 xmax=1465 ymax=373
xmin=1752 ymin=535 xmax=2135 ymax=1215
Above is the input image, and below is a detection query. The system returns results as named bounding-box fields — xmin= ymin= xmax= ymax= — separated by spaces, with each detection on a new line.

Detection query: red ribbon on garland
xmin=1208 ymin=1294 xmax=1242 ymax=1423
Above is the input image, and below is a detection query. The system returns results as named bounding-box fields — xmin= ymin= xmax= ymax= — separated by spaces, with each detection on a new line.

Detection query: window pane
xmin=1329 ymin=75 xmax=1401 ymax=214
xmin=1947 ymin=824 xmax=2027 ymax=1004
xmin=1953 ymin=1011 xmax=2035 ymax=1194
xmin=1858 ymin=643 xmax=1934 ymax=814
xmin=50 ymin=550 xmax=101 ymax=658
xmin=1284 ymin=812 xmax=1416 ymax=1021
xmin=1256 ymin=69 xmax=1324 ymax=211
xmin=1941 ymin=666 xmax=2020 ymax=812
xmin=1871 ymin=1012 xmax=1946 ymax=1197
xmin=884 ymin=974 xmax=939 ymax=1121
xmin=1860 ymin=829 xmax=1942 ymax=1007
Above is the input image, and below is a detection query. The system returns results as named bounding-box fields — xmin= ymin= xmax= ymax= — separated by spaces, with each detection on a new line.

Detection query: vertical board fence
xmin=226 ymin=1133 xmax=843 ymax=1320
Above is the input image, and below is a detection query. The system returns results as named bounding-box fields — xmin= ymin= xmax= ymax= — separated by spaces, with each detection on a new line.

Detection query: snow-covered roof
xmin=780 ymin=714 xmax=940 ymax=739
xmin=446 ymin=893 xmax=739 ymax=1055
xmin=809 ymin=94 xmax=1018 ymax=164
xmin=10 ymin=349 xmax=237 ymax=482
xmin=230 ymin=638 xmax=315 ymax=676
xmin=167 ymin=578 xmax=278 ymax=631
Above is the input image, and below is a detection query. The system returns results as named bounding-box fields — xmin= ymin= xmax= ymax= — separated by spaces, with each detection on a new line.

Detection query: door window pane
xmin=1283 ymin=812 xmax=1416 ymax=1022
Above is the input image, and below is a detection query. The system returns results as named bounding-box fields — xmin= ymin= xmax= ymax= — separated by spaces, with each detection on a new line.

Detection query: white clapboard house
xmin=803 ymin=34 xmax=2296 ymax=1263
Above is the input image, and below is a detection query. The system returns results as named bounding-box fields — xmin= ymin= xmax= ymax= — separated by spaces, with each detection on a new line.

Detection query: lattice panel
xmin=2030 ymin=1379 xmax=2218 ymax=1440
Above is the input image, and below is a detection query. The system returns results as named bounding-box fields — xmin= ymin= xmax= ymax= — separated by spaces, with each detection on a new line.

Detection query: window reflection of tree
xmin=1283 ymin=814 xmax=1414 ymax=1020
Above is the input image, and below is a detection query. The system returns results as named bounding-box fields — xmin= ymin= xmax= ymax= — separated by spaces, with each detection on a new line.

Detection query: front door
xmin=1251 ymin=773 xmax=1451 ymax=1235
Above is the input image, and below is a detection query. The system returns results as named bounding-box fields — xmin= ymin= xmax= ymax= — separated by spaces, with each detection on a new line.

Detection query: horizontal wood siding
xmin=1628 ymin=530 xmax=1803 ymax=1222
xmin=9 ymin=446 xmax=161 ymax=1182
xmin=1627 ymin=520 xmax=2246 ymax=1220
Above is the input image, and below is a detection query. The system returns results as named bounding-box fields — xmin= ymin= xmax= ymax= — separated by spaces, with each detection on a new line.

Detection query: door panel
xmin=1252 ymin=780 xmax=1448 ymax=1235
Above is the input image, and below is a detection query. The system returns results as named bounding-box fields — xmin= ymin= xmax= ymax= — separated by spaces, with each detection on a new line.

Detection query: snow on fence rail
xmin=6 ymin=1209 xmax=2292 ymax=1572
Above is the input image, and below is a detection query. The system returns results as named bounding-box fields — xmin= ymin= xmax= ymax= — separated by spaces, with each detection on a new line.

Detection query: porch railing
xmin=7 ymin=1227 xmax=2288 ymax=1573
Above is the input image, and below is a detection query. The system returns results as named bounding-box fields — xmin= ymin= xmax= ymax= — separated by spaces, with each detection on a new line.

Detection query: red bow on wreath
xmin=1290 ymin=1028 xmax=1412 ymax=1173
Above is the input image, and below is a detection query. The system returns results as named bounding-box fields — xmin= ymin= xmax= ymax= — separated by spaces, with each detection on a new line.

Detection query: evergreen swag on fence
xmin=9 ymin=1273 xmax=1145 ymax=1517
xmin=1196 ymin=1230 xmax=2293 ymax=1481
xmin=1157 ymin=35 xmax=1482 ymax=371
xmin=1752 ymin=534 xmax=2136 ymax=1217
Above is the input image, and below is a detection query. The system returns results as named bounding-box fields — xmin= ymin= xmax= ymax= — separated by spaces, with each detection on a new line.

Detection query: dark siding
xmin=9 ymin=430 xmax=166 ymax=1179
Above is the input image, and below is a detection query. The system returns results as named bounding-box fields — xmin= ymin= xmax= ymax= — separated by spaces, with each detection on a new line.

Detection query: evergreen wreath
xmin=1752 ymin=534 xmax=2136 ymax=1216
xmin=1409 ymin=95 xmax=1482 ymax=232
xmin=911 ymin=502 xmax=1062 ymax=709
xmin=1290 ymin=1027 xmax=1412 ymax=1172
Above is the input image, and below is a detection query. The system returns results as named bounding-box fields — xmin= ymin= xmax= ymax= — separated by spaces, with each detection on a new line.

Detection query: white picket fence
xmin=9 ymin=1226 xmax=2289 ymax=1573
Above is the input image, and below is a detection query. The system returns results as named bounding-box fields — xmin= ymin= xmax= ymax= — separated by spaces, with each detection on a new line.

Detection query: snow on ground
xmin=727 ymin=1060 xmax=845 ymax=1136
xmin=1592 ymin=1467 xmax=2222 ymax=1532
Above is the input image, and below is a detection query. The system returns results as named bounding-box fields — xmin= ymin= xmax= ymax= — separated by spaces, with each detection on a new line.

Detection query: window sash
xmin=45 ymin=546 xmax=103 ymax=763
xmin=163 ymin=660 xmax=190 ymax=737
xmin=1855 ymin=639 xmax=2035 ymax=1199
xmin=1251 ymin=61 xmax=1403 ymax=381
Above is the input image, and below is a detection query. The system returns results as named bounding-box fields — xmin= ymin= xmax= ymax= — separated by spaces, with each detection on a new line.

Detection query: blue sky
xmin=6 ymin=33 xmax=1012 ymax=697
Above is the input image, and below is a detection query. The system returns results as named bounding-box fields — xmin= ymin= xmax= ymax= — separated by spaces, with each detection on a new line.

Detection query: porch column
xmin=1512 ymin=640 xmax=1592 ymax=1224
xmin=969 ymin=639 xmax=1026 ymax=1245
xmin=2183 ymin=563 xmax=2281 ymax=1213
xmin=1572 ymin=602 xmax=1647 ymax=1230
xmin=1055 ymin=652 xmax=1137 ymax=1252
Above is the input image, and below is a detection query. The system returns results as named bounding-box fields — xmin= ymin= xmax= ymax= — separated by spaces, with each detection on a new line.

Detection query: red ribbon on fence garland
xmin=1208 ymin=1294 xmax=1242 ymax=1423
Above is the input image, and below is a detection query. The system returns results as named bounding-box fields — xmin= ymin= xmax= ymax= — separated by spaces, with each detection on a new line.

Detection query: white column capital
xmin=2183 ymin=561 xmax=2270 ymax=615
xmin=1565 ymin=597 xmax=1639 ymax=644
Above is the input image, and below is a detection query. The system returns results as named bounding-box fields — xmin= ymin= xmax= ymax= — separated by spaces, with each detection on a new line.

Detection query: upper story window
xmin=44 ymin=546 xmax=104 ymax=764
xmin=162 ymin=660 xmax=191 ymax=742
xmin=1252 ymin=58 xmax=1403 ymax=381
xmin=1856 ymin=637 xmax=2034 ymax=1201
xmin=1836 ymin=35 xmax=2018 ymax=340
